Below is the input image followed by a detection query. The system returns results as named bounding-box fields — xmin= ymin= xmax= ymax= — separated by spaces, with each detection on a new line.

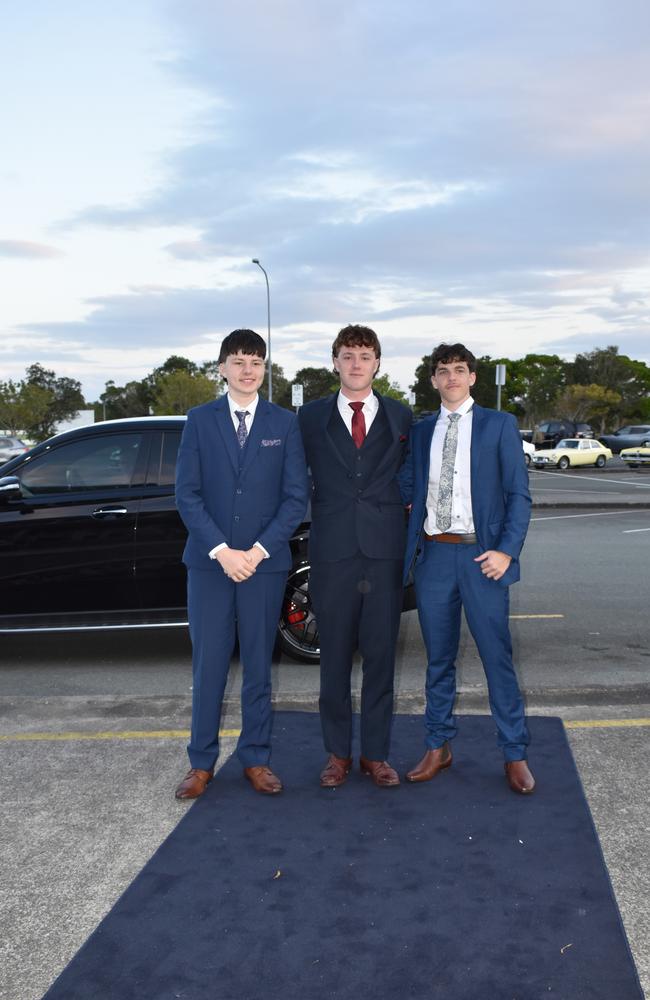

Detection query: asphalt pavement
xmin=1 ymin=466 xmax=648 ymax=1000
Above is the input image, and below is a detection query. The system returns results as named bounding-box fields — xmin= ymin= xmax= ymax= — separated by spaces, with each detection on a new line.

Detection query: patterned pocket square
xmin=399 ymin=434 xmax=408 ymax=442
xmin=261 ymin=438 xmax=282 ymax=447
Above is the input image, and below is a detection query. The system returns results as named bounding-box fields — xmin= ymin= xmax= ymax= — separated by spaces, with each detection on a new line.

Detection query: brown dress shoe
xmin=175 ymin=767 xmax=214 ymax=800
xmin=405 ymin=742 xmax=453 ymax=783
xmin=359 ymin=757 xmax=400 ymax=787
xmin=505 ymin=760 xmax=535 ymax=794
xmin=320 ymin=755 xmax=353 ymax=788
xmin=244 ymin=765 xmax=283 ymax=795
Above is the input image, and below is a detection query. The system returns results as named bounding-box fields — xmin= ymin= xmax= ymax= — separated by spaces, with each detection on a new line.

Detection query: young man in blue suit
xmin=400 ymin=343 xmax=535 ymax=794
xmin=299 ymin=326 xmax=412 ymax=788
xmin=174 ymin=329 xmax=309 ymax=799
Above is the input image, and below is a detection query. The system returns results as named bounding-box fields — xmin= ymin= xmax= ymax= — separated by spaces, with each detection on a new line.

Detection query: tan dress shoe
xmin=175 ymin=768 xmax=214 ymax=800
xmin=405 ymin=743 xmax=453 ymax=783
xmin=244 ymin=765 xmax=283 ymax=794
xmin=505 ymin=760 xmax=535 ymax=794
xmin=320 ymin=755 xmax=353 ymax=787
xmin=359 ymin=757 xmax=400 ymax=787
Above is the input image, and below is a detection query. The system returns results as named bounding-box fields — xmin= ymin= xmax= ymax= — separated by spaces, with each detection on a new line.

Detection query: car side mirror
xmin=0 ymin=476 xmax=22 ymax=502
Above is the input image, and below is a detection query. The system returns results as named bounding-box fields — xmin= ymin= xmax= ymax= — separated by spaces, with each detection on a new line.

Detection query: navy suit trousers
xmin=414 ymin=539 xmax=529 ymax=760
xmin=186 ymin=567 xmax=286 ymax=771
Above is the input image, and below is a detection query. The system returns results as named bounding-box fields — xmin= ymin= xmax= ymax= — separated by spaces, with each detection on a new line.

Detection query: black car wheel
xmin=277 ymin=563 xmax=320 ymax=662
xmin=595 ymin=455 xmax=606 ymax=468
xmin=558 ymin=456 xmax=570 ymax=470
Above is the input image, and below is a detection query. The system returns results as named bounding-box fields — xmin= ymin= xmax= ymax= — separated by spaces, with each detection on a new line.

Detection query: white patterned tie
xmin=436 ymin=412 xmax=461 ymax=531
xmin=234 ymin=410 xmax=249 ymax=448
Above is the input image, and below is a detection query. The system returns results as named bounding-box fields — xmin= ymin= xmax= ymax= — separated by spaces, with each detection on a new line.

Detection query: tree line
xmin=2 ymin=346 xmax=648 ymax=443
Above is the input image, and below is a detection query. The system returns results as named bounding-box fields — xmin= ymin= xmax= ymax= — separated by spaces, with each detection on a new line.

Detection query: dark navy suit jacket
xmin=176 ymin=395 xmax=309 ymax=571
xmin=299 ymin=392 xmax=412 ymax=562
xmin=399 ymin=403 xmax=531 ymax=586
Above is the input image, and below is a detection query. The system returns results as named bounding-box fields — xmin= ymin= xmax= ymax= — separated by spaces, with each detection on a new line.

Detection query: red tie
xmin=349 ymin=401 xmax=366 ymax=448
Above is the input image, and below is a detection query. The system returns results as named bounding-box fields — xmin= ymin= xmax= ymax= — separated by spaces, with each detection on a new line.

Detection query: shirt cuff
xmin=209 ymin=542 xmax=228 ymax=559
xmin=254 ymin=541 xmax=270 ymax=559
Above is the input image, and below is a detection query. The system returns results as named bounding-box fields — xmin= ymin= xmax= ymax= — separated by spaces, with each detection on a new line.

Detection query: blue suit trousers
xmin=187 ymin=567 xmax=286 ymax=771
xmin=414 ymin=539 xmax=529 ymax=761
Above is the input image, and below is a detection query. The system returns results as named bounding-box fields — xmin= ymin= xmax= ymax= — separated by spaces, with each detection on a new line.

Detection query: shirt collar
xmin=226 ymin=392 xmax=259 ymax=418
xmin=440 ymin=396 xmax=474 ymax=420
xmin=337 ymin=388 xmax=377 ymax=413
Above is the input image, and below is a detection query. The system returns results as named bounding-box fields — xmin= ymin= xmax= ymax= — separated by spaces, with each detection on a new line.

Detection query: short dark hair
xmin=430 ymin=343 xmax=477 ymax=375
xmin=218 ymin=329 xmax=266 ymax=364
xmin=332 ymin=325 xmax=381 ymax=372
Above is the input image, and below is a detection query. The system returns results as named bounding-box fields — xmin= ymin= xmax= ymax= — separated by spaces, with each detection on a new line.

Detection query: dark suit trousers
xmin=186 ymin=567 xmax=286 ymax=771
xmin=310 ymin=553 xmax=403 ymax=760
xmin=414 ymin=539 xmax=529 ymax=760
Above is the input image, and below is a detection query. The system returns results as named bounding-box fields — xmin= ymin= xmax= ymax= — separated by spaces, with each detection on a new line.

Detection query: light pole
xmin=251 ymin=258 xmax=272 ymax=402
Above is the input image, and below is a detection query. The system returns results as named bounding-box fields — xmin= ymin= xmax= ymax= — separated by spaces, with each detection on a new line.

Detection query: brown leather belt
xmin=424 ymin=531 xmax=477 ymax=544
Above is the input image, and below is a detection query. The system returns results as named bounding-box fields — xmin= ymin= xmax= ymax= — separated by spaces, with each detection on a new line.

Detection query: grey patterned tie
xmin=234 ymin=410 xmax=249 ymax=448
xmin=436 ymin=412 xmax=461 ymax=531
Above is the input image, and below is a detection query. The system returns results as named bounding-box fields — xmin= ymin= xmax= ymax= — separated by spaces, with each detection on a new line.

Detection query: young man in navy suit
xmin=400 ymin=343 xmax=535 ymax=794
xmin=299 ymin=326 xmax=412 ymax=788
xmin=174 ymin=329 xmax=309 ymax=799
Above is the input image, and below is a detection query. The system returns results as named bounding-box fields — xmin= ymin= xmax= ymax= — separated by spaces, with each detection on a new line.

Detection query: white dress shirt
xmin=337 ymin=389 xmax=379 ymax=436
xmin=424 ymin=396 xmax=475 ymax=535
xmin=209 ymin=392 xmax=269 ymax=561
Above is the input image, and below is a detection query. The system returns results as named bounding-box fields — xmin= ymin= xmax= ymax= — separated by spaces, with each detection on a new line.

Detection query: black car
xmin=598 ymin=425 xmax=650 ymax=454
xmin=0 ymin=417 xmax=414 ymax=662
xmin=533 ymin=419 xmax=594 ymax=448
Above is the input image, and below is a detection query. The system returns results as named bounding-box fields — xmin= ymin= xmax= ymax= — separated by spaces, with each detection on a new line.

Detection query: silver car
xmin=0 ymin=436 xmax=29 ymax=465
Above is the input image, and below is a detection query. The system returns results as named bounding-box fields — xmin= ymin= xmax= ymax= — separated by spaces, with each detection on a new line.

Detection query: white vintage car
xmin=532 ymin=438 xmax=613 ymax=470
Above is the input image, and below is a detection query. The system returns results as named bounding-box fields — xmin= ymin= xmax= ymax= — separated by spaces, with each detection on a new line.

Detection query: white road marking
xmin=622 ymin=527 xmax=650 ymax=534
xmin=531 ymin=510 xmax=646 ymax=522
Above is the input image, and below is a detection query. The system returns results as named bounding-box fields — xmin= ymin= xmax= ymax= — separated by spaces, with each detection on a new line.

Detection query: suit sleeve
xmin=256 ymin=417 xmax=309 ymax=557
xmin=497 ymin=414 xmax=532 ymax=560
xmin=175 ymin=410 xmax=228 ymax=554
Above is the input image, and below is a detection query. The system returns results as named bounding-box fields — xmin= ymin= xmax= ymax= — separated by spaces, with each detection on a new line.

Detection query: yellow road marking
xmin=564 ymin=719 xmax=650 ymax=729
xmin=0 ymin=728 xmax=240 ymax=742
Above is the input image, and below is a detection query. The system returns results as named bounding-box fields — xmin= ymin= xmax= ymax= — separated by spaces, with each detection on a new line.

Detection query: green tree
xmin=568 ymin=346 xmax=650 ymax=424
xmin=24 ymin=363 xmax=85 ymax=439
xmin=0 ymin=380 xmax=54 ymax=438
xmin=292 ymin=366 xmax=338 ymax=403
xmin=505 ymin=354 xmax=569 ymax=424
xmin=152 ymin=371 xmax=218 ymax=414
xmin=373 ymin=373 xmax=409 ymax=404
xmin=410 ymin=355 xmax=438 ymax=413
xmin=552 ymin=384 xmax=622 ymax=432
xmin=96 ymin=379 xmax=153 ymax=421
xmin=259 ymin=363 xmax=292 ymax=409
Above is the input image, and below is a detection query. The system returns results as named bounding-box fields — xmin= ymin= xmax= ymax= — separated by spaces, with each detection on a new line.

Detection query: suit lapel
xmin=240 ymin=398 xmax=272 ymax=476
xmin=323 ymin=394 xmax=355 ymax=473
xmin=470 ymin=403 xmax=486 ymax=512
xmin=213 ymin=396 xmax=239 ymax=474
xmin=420 ymin=411 xmax=438 ymax=484
xmin=368 ymin=394 xmax=403 ymax=479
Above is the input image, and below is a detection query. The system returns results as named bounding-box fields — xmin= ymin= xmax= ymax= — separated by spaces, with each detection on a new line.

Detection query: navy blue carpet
xmin=43 ymin=714 xmax=643 ymax=1000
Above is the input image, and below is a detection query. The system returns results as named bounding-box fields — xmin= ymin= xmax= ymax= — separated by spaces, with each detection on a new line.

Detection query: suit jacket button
xmin=236 ymin=488 xmax=243 ymax=495
xmin=234 ymin=515 xmax=240 ymax=521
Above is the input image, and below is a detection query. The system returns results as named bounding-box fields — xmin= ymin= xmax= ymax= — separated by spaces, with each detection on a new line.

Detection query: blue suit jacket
xmin=175 ymin=396 xmax=309 ymax=571
xmin=399 ymin=403 xmax=531 ymax=586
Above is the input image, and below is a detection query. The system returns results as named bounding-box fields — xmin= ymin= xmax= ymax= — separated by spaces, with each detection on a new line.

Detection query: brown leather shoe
xmin=244 ymin=765 xmax=283 ymax=794
xmin=320 ymin=755 xmax=353 ymax=788
xmin=175 ymin=767 xmax=214 ymax=800
xmin=405 ymin=742 xmax=452 ymax=783
xmin=505 ymin=759 xmax=535 ymax=794
xmin=359 ymin=757 xmax=400 ymax=787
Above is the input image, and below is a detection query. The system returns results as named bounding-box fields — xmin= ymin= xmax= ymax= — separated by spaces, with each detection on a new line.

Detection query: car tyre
xmin=276 ymin=563 xmax=320 ymax=662
xmin=558 ymin=456 xmax=570 ymax=470
xmin=524 ymin=453 xmax=531 ymax=466
xmin=595 ymin=455 xmax=606 ymax=468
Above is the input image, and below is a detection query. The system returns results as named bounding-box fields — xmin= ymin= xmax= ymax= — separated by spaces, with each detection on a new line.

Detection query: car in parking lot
xmin=521 ymin=439 xmax=535 ymax=466
xmin=620 ymin=444 xmax=650 ymax=469
xmin=0 ymin=436 xmax=29 ymax=464
xmin=531 ymin=438 xmax=613 ymax=470
xmin=599 ymin=425 xmax=650 ymax=454
xmin=0 ymin=416 xmax=415 ymax=662
xmin=533 ymin=419 xmax=594 ymax=448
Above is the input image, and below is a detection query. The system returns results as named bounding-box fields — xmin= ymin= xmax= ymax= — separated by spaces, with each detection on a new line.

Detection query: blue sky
xmin=2 ymin=0 xmax=649 ymax=400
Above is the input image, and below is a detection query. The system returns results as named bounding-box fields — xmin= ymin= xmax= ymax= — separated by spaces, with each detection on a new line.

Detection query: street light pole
xmin=251 ymin=258 xmax=272 ymax=402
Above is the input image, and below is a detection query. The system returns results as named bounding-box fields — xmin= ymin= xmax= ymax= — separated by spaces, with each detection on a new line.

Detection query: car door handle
xmin=91 ymin=506 xmax=129 ymax=519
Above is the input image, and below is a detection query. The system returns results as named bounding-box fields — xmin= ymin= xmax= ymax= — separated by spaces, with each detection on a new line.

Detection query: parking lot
xmin=1 ymin=472 xmax=648 ymax=1000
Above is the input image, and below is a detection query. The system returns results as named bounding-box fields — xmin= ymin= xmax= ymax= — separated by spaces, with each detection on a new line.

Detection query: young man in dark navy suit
xmin=175 ymin=329 xmax=309 ymax=799
xmin=299 ymin=326 xmax=412 ymax=788
xmin=399 ymin=343 xmax=535 ymax=794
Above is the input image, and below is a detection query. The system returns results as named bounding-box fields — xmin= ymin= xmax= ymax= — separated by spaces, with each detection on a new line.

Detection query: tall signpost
xmin=495 ymin=363 xmax=506 ymax=411
xmin=251 ymin=258 xmax=272 ymax=402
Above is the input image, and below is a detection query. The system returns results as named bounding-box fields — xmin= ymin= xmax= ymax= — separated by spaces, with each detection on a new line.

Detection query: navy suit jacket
xmin=399 ymin=403 xmax=531 ymax=586
xmin=299 ymin=392 xmax=412 ymax=562
xmin=176 ymin=396 xmax=309 ymax=572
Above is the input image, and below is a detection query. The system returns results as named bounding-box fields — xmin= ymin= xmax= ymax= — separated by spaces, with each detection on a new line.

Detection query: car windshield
xmin=556 ymin=440 xmax=579 ymax=449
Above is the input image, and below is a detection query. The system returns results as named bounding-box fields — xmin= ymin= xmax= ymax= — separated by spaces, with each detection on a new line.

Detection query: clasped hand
xmin=474 ymin=549 xmax=512 ymax=581
xmin=216 ymin=546 xmax=264 ymax=582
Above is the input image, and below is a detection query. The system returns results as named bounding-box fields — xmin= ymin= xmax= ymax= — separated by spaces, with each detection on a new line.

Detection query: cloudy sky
xmin=2 ymin=0 xmax=649 ymax=400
